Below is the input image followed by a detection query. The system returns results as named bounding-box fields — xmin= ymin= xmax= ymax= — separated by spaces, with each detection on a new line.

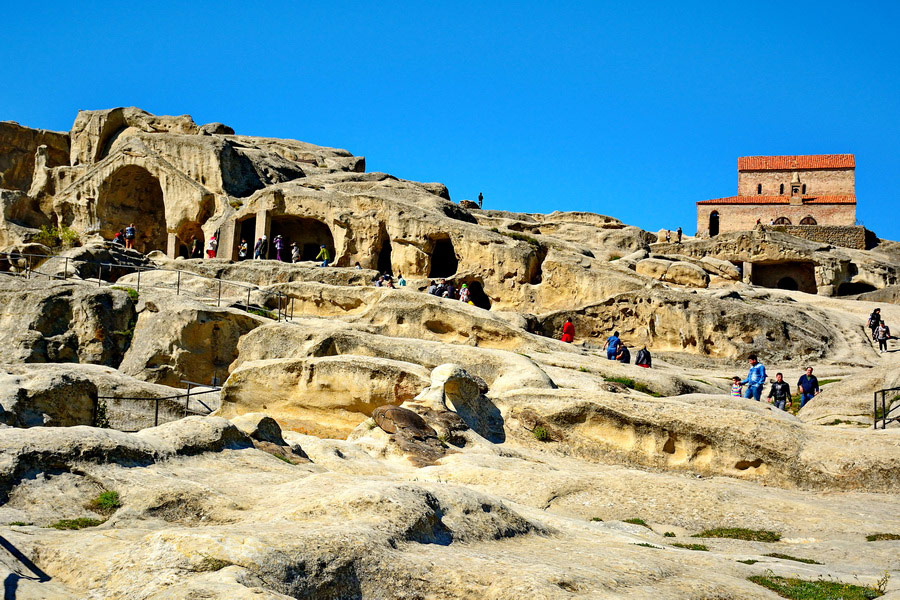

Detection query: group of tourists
xmin=601 ymin=330 xmax=652 ymax=367
xmin=425 ymin=279 xmax=476 ymax=304
xmin=111 ymin=224 xmax=137 ymax=250
xmin=236 ymin=236 xmax=330 ymax=266
xmin=663 ymin=227 xmax=683 ymax=244
xmin=731 ymin=354 xmax=820 ymax=411
xmin=373 ymin=272 xmax=406 ymax=288
xmin=868 ymin=308 xmax=893 ymax=353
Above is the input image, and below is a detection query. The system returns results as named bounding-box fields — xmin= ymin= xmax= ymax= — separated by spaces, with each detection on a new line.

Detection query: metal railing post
xmin=882 ymin=394 xmax=887 ymax=430
xmin=217 ymin=279 xmax=222 ymax=307
xmin=64 ymin=257 xmax=69 ymax=280
xmin=136 ymin=268 xmax=141 ymax=295
xmin=176 ymin=270 xmax=181 ymax=295
xmin=98 ymin=263 xmax=103 ymax=287
xmin=154 ymin=398 xmax=160 ymax=427
xmin=246 ymin=287 xmax=251 ymax=311
xmin=875 ymin=392 xmax=878 ymax=430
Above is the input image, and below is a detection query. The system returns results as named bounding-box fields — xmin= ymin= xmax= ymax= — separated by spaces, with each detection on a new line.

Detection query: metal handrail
xmin=97 ymin=386 xmax=221 ymax=429
xmin=1 ymin=250 xmax=294 ymax=322
xmin=873 ymin=386 xmax=900 ymax=429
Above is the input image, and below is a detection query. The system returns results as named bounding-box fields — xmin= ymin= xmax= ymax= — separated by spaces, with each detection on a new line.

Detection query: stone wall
xmin=697 ymin=202 xmax=856 ymax=236
xmin=776 ymin=225 xmax=866 ymax=249
xmin=738 ymin=168 xmax=854 ymax=196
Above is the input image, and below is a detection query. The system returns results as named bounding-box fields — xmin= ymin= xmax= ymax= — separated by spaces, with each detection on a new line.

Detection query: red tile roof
xmin=738 ymin=154 xmax=855 ymax=171
xmin=697 ymin=195 xmax=856 ymax=205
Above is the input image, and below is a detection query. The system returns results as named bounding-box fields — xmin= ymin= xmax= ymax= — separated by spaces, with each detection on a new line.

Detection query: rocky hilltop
xmin=1 ymin=109 xmax=899 ymax=599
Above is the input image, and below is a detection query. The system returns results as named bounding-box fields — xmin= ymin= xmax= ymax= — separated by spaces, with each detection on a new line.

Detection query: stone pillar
xmin=218 ymin=220 xmax=237 ymax=261
xmin=742 ymin=261 xmax=752 ymax=285
xmin=254 ymin=209 xmax=270 ymax=258
xmin=166 ymin=233 xmax=178 ymax=259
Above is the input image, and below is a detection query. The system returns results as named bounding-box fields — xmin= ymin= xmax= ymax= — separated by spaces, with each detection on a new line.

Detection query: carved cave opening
xmin=750 ymin=261 xmax=817 ymax=294
xmin=836 ymin=281 xmax=878 ymax=296
xmin=96 ymin=165 xmax=167 ymax=253
xmin=269 ymin=216 xmax=335 ymax=262
xmin=429 ymin=237 xmax=458 ymax=278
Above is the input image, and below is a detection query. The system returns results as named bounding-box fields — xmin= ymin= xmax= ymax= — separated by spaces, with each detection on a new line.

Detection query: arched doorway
xmin=97 ymin=165 xmax=167 ymax=253
xmin=377 ymin=227 xmax=393 ymax=274
xmin=800 ymin=215 xmax=817 ymax=225
xmin=429 ymin=237 xmax=458 ymax=278
xmin=269 ymin=216 xmax=335 ymax=262
xmin=836 ymin=281 xmax=877 ymax=296
xmin=708 ymin=211 xmax=719 ymax=237
xmin=777 ymin=277 xmax=798 ymax=291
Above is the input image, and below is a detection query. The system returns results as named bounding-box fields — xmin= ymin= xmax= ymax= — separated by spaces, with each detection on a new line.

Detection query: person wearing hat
xmin=459 ymin=283 xmax=472 ymax=304
xmin=315 ymin=244 xmax=331 ymax=267
xmin=290 ymin=241 xmax=300 ymax=263
xmin=274 ymin=235 xmax=284 ymax=261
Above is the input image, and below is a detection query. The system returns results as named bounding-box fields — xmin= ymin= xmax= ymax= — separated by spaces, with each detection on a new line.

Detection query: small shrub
xmin=747 ymin=574 xmax=883 ymax=599
xmin=33 ymin=225 xmax=80 ymax=249
xmin=532 ymin=425 xmax=550 ymax=442
xmin=624 ymin=518 xmax=651 ymax=529
xmin=248 ymin=308 xmax=276 ymax=319
xmin=578 ymin=366 xmax=590 ymax=373
xmin=590 ymin=517 xmax=603 ymax=522
xmin=693 ymin=527 xmax=781 ymax=542
xmin=608 ymin=255 xmax=621 ymax=261
xmin=93 ymin=398 xmax=111 ymax=429
xmin=228 ymin=199 xmax=243 ymax=209
xmin=87 ymin=491 xmax=121 ymax=515
xmin=49 ymin=518 xmax=105 ymax=530
xmin=866 ymin=533 xmax=900 ymax=541
xmin=764 ymin=552 xmax=820 ymax=565
xmin=737 ymin=559 xmax=758 ymax=565
xmin=496 ymin=229 xmax=542 ymax=250
xmin=672 ymin=543 xmax=708 ymax=551
xmin=8 ymin=521 xmax=32 ymax=526
xmin=663 ymin=531 xmax=676 ymax=538
xmin=604 ymin=376 xmax=662 ymax=397
xmin=112 ymin=286 xmax=139 ymax=301
xmin=633 ymin=543 xmax=660 ymax=549
xmin=194 ymin=556 xmax=233 ymax=572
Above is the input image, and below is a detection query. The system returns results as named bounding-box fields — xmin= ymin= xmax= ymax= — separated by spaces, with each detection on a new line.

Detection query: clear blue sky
xmin=3 ymin=1 xmax=899 ymax=240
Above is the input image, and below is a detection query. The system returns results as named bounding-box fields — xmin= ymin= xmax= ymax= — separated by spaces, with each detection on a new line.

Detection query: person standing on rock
xmin=561 ymin=318 xmax=575 ymax=343
xmin=797 ymin=367 xmax=819 ymax=407
xmin=291 ymin=242 xmax=300 ymax=263
xmin=478 ymin=192 xmax=484 ymax=209
xmin=665 ymin=230 xmax=671 ymax=243
xmin=875 ymin=321 xmax=892 ymax=353
xmin=316 ymin=244 xmax=330 ymax=267
xmin=730 ymin=376 xmax=743 ymax=397
xmin=635 ymin=346 xmax=652 ymax=368
xmin=603 ymin=331 xmax=621 ymax=360
xmin=273 ymin=235 xmax=285 ymax=261
xmin=741 ymin=353 xmax=767 ymax=401
xmin=676 ymin=227 xmax=683 ymax=243
xmin=206 ymin=235 xmax=218 ymax=259
xmin=191 ymin=237 xmax=203 ymax=258
xmin=238 ymin=239 xmax=248 ymax=260
xmin=868 ymin=308 xmax=882 ymax=339
xmin=124 ymin=223 xmax=136 ymax=250
xmin=254 ymin=236 xmax=268 ymax=260
xmin=766 ymin=373 xmax=792 ymax=411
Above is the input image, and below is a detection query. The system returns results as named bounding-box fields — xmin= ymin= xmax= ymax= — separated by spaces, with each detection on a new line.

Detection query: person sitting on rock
xmin=315 ymin=244 xmax=330 ymax=267
xmin=397 ymin=273 xmax=406 ymax=286
xmin=354 ymin=262 xmax=362 ymax=269
xmin=635 ymin=346 xmax=652 ymax=368
xmin=616 ymin=344 xmax=630 ymax=364
xmin=730 ymin=376 xmax=743 ymax=397
xmin=603 ymin=331 xmax=621 ymax=360
xmin=741 ymin=353 xmax=767 ymax=401
xmin=291 ymin=242 xmax=300 ymax=263
xmin=560 ymin=318 xmax=575 ymax=343
xmin=767 ymin=373 xmax=791 ymax=411
xmin=112 ymin=230 xmax=124 ymax=245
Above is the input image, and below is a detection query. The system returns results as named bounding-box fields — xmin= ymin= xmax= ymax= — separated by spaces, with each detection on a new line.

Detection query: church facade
xmin=696 ymin=154 xmax=857 ymax=237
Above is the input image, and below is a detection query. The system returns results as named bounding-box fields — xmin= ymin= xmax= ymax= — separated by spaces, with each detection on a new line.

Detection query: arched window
xmin=780 ymin=183 xmax=785 ymax=194
xmin=802 ymin=184 xmax=806 ymax=194
xmin=757 ymin=184 xmax=763 ymax=195
xmin=799 ymin=215 xmax=817 ymax=225
xmin=773 ymin=217 xmax=792 ymax=225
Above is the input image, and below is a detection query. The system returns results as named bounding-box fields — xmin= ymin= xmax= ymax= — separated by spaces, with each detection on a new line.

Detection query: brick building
xmin=696 ymin=154 xmax=857 ymax=237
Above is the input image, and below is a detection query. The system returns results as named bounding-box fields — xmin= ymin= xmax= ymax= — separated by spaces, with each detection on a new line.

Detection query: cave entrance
xmin=429 ymin=237 xmax=458 ymax=278
xmin=750 ymin=261 xmax=817 ymax=294
xmin=175 ymin=222 xmax=205 ymax=258
xmin=465 ymin=281 xmax=491 ymax=310
xmin=377 ymin=233 xmax=393 ymax=274
xmin=269 ymin=216 xmax=335 ymax=262
xmin=238 ymin=216 xmax=257 ymax=259
xmin=836 ymin=281 xmax=878 ymax=296
xmin=96 ymin=165 xmax=167 ymax=253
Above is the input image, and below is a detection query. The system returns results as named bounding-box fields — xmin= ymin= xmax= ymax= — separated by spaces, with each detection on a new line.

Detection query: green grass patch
xmin=112 ymin=286 xmax=139 ymax=301
xmin=824 ymin=419 xmax=858 ymax=426
xmin=672 ymin=543 xmax=708 ymax=551
xmin=608 ymin=255 xmax=621 ymax=261
xmin=86 ymin=491 xmax=121 ymax=515
xmin=490 ymin=228 xmax=543 ymax=250
xmin=690 ymin=378 xmax=711 ymax=385
xmin=590 ymin=517 xmax=603 ymax=522
xmin=818 ymin=378 xmax=841 ymax=386
xmin=33 ymin=225 xmax=80 ymax=249
xmin=663 ymin=531 xmax=676 ymax=538
xmin=532 ymin=425 xmax=550 ymax=442
xmin=248 ymin=308 xmax=276 ymax=319
xmin=633 ymin=543 xmax=660 ymax=549
xmin=623 ymin=518 xmax=651 ymax=529
xmin=49 ymin=518 xmax=105 ymax=530
xmin=578 ymin=366 xmax=590 ymax=373
xmin=693 ymin=527 xmax=781 ymax=542
xmin=604 ymin=376 xmax=662 ymax=397
xmin=747 ymin=575 xmax=883 ymax=599
xmin=193 ymin=556 xmax=234 ymax=572
xmin=7 ymin=521 xmax=32 ymax=526
xmin=737 ymin=559 xmax=758 ymax=564
xmin=866 ymin=533 xmax=900 ymax=541
xmin=765 ymin=553 xmax=821 ymax=565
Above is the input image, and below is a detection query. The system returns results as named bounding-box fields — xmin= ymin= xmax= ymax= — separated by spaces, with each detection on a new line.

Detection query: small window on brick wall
xmin=757 ymin=184 xmax=762 ymax=195
xmin=800 ymin=215 xmax=817 ymax=225
xmin=773 ymin=217 xmax=792 ymax=225
xmin=802 ymin=184 xmax=806 ymax=194
xmin=780 ymin=183 xmax=785 ymax=194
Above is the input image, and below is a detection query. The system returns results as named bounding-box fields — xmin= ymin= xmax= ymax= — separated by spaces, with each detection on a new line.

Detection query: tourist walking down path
xmin=741 ymin=353 xmax=767 ymax=401
xmin=560 ymin=318 xmax=575 ymax=343
xmin=124 ymin=223 xmax=136 ymax=250
xmin=316 ymin=244 xmax=330 ymax=267
xmin=767 ymin=373 xmax=791 ymax=411
xmin=603 ymin=331 xmax=621 ymax=360
xmin=868 ymin=308 xmax=882 ymax=339
xmin=875 ymin=322 xmax=891 ymax=353
xmin=797 ymin=367 xmax=819 ymax=408
xmin=206 ymin=235 xmax=218 ymax=258
xmin=635 ymin=346 xmax=651 ymax=368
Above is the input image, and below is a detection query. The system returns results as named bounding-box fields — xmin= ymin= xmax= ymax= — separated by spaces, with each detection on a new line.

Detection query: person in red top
xmin=561 ymin=318 xmax=575 ymax=343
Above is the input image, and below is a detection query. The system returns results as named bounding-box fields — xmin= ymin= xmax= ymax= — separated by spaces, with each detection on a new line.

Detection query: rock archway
xmin=96 ymin=165 xmax=167 ymax=253
xmin=269 ymin=216 xmax=335 ymax=262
